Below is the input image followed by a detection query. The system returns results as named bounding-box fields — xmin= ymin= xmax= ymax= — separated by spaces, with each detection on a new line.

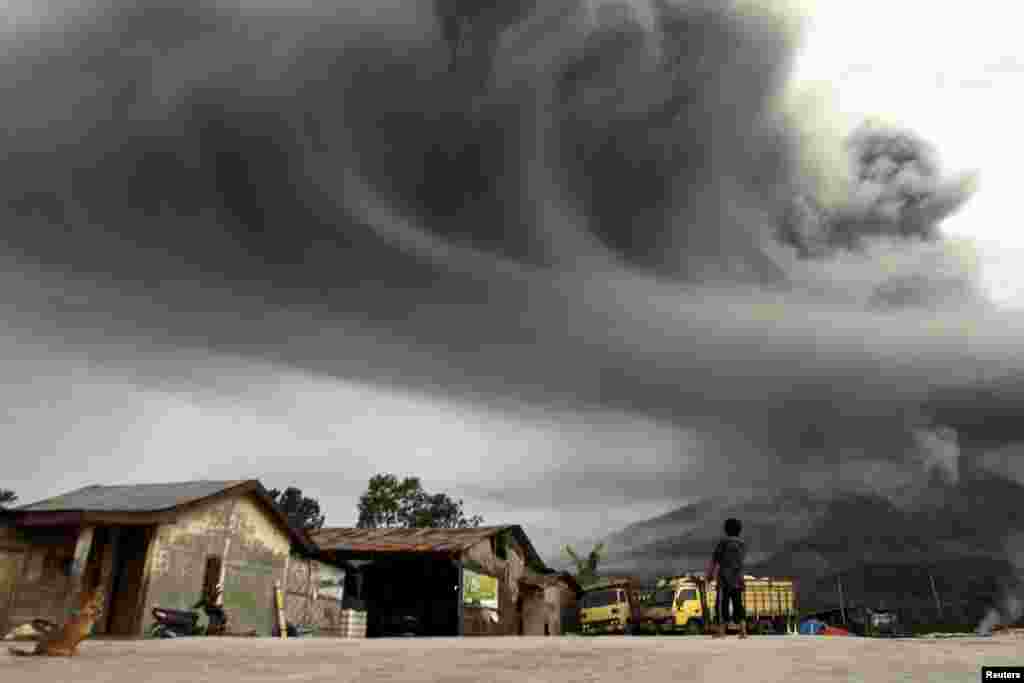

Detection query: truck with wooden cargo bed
xmin=639 ymin=574 xmax=797 ymax=635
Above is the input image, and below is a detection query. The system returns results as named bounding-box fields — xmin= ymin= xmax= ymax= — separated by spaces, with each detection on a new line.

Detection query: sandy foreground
xmin=2 ymin=634 xmax=1022 ymax=683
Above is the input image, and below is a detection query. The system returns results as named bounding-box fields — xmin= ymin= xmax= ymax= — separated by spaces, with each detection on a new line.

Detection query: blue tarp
xmin=798 ymin=619 xmax=825 ymax=635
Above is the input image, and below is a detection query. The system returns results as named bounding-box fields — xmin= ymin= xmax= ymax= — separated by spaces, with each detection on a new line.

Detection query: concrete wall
xmin=143 ymin=493 xmax=292 ymax=637
xmin=284 ymin=555 xmax=349 ymax=636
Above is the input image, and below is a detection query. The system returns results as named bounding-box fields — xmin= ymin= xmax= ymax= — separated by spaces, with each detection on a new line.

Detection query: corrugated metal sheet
xmin=17 ymin=480 xmax=249 ymax=512
xmin=311 ymin=526 xmax=513 ymax=553
xmin=311 ymin=525 xmax=548 ymax=570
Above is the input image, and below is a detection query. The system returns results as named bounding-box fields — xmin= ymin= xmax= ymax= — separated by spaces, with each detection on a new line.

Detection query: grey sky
xmin=2 ymin=0 xmax=1023 ymax=566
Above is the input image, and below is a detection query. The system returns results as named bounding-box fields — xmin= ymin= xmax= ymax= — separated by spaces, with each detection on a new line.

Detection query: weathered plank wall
xmin=0 ymin=525 xmax=29 ymax=632
xmin=461 ymin=536 xmax=531 ymax=636
xmin=0 ymin=525 xmax=128 ymax=635
xmin=543 ymin=583 xmax=578 ymax=635
xmin=144 ymin=494 xmax=291 ymax=637
xmin=0 ymin=526 xmax=78 ymax=631
xmin=459 ymin=535 xmax=574 ymax=637
xmin=284 ymin=555 xmax=349 ymax=636
xmin=521 ymin=585 xmax=547 ymax=635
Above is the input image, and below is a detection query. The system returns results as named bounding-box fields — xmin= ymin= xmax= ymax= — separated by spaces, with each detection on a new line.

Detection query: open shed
xmin=310 ymin=526 xmax=578 ymax=636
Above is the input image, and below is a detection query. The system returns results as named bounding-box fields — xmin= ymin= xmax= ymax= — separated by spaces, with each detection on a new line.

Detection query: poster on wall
xmin=462 ymin=569 xmax=499 ymax=610
xmin=317 ymin=564 xmax=346 ymax=602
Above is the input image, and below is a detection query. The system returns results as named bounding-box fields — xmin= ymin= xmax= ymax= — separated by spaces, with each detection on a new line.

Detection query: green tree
xmin=356 ymin=474 xmax=483 ymax=529
xmin=405 ymin=491 xmax=484 ymax=529
xmin=266 ymin=486 xmax=325 ymax=531
xmin=563 ymin=542 xmax=605 ymax=587
xmin=356 ymin=474 xmax=423 ymax=529
xmin=0 ymin=489 xmax=17 ymax=509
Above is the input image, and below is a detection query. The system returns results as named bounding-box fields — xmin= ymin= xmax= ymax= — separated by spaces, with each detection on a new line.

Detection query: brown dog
xmin=8 ymin=588 xmax=103 ymax=657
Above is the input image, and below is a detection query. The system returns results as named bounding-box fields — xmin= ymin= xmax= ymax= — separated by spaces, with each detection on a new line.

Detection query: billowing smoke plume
xmin=780 ymin=124 xmax=977 ymax=254
xmin=977 ymin=528 xmax=1024 ymax=634
xmin=777 ymin=122 xmax=982 ymax=309
xmin=0 ymin=0 xmax=974 ymax=296
xmin=0 ymin=0 xmax=1018 ymax=618
xmin=912 ymin=425 xmax=960 ymax=485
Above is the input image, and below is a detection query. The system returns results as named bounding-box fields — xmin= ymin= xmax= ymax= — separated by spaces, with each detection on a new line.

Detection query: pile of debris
xmin=991 ymin=625 xmax=1024 ymax=638
xmin=3 ymin=620 xmax=56 ymax=642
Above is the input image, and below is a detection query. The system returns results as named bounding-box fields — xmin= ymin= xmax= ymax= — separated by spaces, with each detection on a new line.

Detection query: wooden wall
xmin=0 ymin=525 xmax=80 ymax=632
xmin=459 ymin=534 xmax=560 ymax=636
xmin=284 ymin=555 xmax=351 ymax=636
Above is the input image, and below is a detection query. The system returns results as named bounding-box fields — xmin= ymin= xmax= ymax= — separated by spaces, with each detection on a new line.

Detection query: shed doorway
xmin=363 ymin=556 xmax=460 ymax=637
xmin=103 ymin=526 xmax=154 ymax=636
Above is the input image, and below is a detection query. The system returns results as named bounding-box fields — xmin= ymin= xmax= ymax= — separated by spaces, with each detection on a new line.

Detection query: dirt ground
xmin=2 ymin=634 xmax=1021 ymax=682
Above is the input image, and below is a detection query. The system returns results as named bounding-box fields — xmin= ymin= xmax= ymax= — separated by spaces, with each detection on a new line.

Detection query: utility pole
xmin=837 ymin=572 xmax=847 ymax=626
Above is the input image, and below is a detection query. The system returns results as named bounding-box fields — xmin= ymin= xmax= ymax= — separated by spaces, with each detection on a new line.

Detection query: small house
xmin=0 ymin=480 xmax=348 ymax=638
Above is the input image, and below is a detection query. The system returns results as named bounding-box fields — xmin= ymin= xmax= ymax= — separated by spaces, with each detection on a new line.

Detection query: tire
xmin=685 ymin=619 xmax=702 ymax=636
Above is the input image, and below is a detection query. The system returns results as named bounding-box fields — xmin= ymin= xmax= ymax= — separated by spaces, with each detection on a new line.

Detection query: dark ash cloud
xmin=1 ymin=2 xmax=1022 ymax=608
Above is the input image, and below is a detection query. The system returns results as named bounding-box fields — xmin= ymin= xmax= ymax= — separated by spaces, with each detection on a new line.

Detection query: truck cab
xmin=638 ymin=586 xmax=677 ymax=633
xmin=578 ymin=581 xmax=640 ymax=634
xmin=672 ymin=584 xmax=707 ymax=633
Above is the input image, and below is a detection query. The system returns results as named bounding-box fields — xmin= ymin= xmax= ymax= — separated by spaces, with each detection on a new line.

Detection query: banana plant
xmin=562 ymin=542 xmax=606 ymax=588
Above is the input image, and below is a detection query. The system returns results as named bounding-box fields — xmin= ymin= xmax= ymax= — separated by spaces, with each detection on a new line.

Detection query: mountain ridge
xmin=595 ymin=472 xmax=1024 ymax=621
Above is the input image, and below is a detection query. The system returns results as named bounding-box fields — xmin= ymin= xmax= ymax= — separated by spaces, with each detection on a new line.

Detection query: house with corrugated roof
xmin=311 ymin=526 xmax=580 ymax=637
xmin=0 ymin=480 xmax=350 ymax=638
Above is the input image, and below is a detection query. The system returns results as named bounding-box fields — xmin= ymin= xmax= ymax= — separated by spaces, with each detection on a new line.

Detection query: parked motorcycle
xmin=149 ymin=607 xmax=201 ymax=638
xmin=193 ymin=587 xmax=228 ymax=636
xmin=149 ymin=587 xmax=228 ymax=638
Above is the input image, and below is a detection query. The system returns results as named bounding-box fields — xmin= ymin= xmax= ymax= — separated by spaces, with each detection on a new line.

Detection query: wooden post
xmin=274 ymin=580 xmax=287 ymax=638
xmin=132 ymin=527 xmax=160 ymax=637
xmin=63 ymin=525 xmax=95 ymax=619
xmin=97 ymin=528 xmax=120 ymax=634
xmin=454 ymin=558 xmax=464 ymax=637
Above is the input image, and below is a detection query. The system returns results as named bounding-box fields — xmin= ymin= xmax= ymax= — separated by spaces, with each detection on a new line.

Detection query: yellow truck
xmin=645 ymin=574 xmax=797 ymax=635
xmin=637 ymin=585 xmax=677 ymax=634
xmin=578 ymin=579 xmax=642 ymax=635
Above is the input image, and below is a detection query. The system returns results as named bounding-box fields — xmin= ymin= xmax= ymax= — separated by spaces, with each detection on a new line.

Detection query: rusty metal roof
xmin=18 ymin=480 xmax=250 ymax=512
xmin=311 ymin=525 xmax=547 ymax=570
